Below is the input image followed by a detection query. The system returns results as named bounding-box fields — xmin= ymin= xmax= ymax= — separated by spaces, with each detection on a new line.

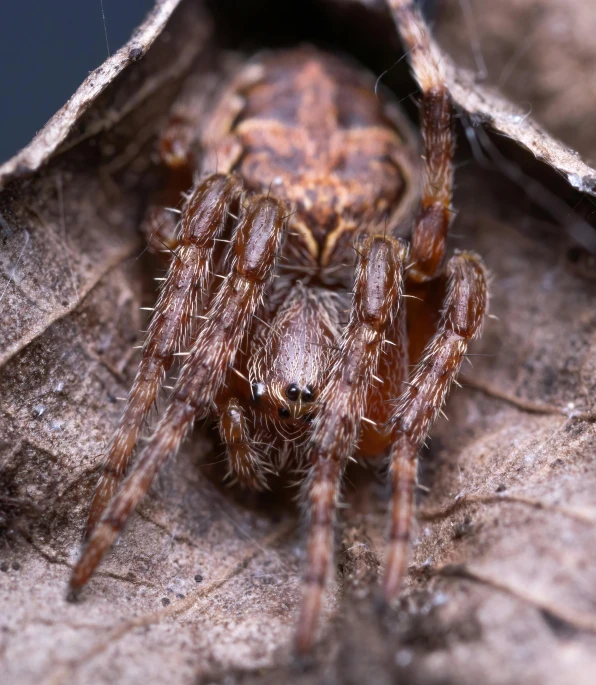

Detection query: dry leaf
xmin=1 ymin=2 xmax=595 ymax=684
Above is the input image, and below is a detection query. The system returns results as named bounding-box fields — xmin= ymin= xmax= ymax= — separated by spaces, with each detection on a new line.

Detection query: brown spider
xmin=68 ymin=0 xmax=488 ymax=653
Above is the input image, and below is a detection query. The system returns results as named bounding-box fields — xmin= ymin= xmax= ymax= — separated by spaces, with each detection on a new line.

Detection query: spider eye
xmin=301 ymin=385 xmax=315 ymax=402
xmin=251 ymin=381 xmax=266 ymax=402
xmin=285 ymin=383 xmax=300 ymax=401
xmin=278 ymin=407 xmax=291 ymax=418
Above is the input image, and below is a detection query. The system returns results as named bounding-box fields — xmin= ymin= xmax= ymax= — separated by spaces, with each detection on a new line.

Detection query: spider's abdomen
xmin=205 ymin=48 xmax=418 ymax=266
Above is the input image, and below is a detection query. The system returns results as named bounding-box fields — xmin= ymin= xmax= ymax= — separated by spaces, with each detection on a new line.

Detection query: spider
xmin=68 ymin=0 xmax=488 ymax=654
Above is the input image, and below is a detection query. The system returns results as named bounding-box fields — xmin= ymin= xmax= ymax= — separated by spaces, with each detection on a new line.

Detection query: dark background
xmin=0 ymin=0 xmax=154 ymax=163
xmin=0 ymin=0 xmax=441 ymax=165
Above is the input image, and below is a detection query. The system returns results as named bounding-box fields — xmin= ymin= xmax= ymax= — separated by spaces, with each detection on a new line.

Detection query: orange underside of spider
xmin=69 ymin=0 xmax=488 ymax=655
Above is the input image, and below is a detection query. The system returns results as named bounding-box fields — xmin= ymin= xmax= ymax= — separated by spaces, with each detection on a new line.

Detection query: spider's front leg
xmin=295 ymin=235 xmax=409 ymax=654
xmin=69 ymin=195 xmax=287 ymax=595
xmin=383 ymin=252 xmax=488 ymax=599
xmin=86 ymin=174 xmax=242 ymax=536
xmin=88 ymin=175 xmax=242 ymax=534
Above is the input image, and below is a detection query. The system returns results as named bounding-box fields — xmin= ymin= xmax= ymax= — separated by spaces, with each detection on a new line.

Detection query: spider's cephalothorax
xmin=69 ymin=0 xmax=488 ymax=654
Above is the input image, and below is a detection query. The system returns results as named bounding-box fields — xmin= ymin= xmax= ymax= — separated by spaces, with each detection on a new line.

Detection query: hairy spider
xmin=69 ymin=0 xmax=488 ymax=653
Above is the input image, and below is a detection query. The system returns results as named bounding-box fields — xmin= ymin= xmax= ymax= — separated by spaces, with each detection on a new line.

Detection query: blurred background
xmin=0 ymin=0 xmax=154 ymax=163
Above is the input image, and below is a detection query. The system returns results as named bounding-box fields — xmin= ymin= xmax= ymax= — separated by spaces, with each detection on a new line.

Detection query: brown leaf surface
xmin=1 ymin=2 xmax=596 ymax=684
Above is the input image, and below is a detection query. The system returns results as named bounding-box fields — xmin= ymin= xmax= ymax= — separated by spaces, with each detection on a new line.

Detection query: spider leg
xmin=69 ymin=195 xmax=287 ymax=595
xmin=358 ymin=271 xmax=410 ymax=456
xmin=86 ymin=174 xmax=242 ymax=537
xmin=388 ymin=0 xmax=454 ymax=282
xmin=218 ymin=396 xmax=268 ymax=489
xmin=141 ymin=114 xmax=200 ymax=254
xmin=383 ymin=252 xmax=488 ymax=599
xmin=295 ymin=235 xmax=408 ymax=654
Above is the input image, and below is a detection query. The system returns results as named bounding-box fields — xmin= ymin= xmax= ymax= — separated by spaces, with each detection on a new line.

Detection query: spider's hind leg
xmin=141 ymin=114 xmax=200 ymax=253
xmin=383 ymin=252 xmax=488 ymax=599
xmin=389 ymin=0 xmax=455 ymax=282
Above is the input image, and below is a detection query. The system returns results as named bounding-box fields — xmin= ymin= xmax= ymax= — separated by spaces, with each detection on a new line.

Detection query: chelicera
xmin=69 ymin=0 xmax=488 ymax=653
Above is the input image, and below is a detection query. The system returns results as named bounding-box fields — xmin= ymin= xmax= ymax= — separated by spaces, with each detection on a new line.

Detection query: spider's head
xmin=248 ymin=284 xmax=339 ymax=427
xmin=251 ymin=378 xmax=317 ymax=424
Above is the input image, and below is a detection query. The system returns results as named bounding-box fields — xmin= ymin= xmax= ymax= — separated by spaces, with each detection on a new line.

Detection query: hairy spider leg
xmin=389 ymin=0 xmax=454 ymax=282
xmin=86 ymin=174 xmax=242 ymax=537
xmin=70 ymin=194 xmax=287 ymax=594
xmin=141 ymin=114 xmax=199 ymax=252
xmin=357 ymin=256 xmax=410 ymax=456
xmin=384 ymin=252 xmax=488 ymax=599
xmin=295 ymin=236 xmax=408 ymax=654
